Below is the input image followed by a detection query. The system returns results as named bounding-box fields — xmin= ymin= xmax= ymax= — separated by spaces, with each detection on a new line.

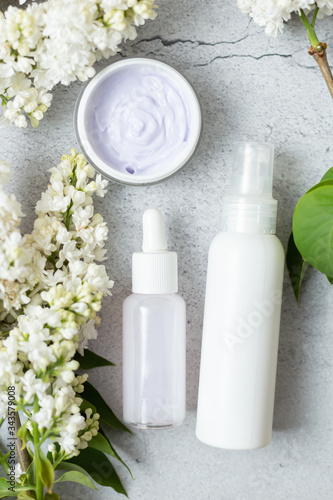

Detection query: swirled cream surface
xmin=76 ymin=59 xmax=201 ymax=184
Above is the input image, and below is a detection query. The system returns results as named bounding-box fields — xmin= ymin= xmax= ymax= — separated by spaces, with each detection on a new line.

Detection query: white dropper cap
xmin=132 ymin=209 xmax=178 ymax=294
xmin=222 ymin=142 xmax=278 ymax=234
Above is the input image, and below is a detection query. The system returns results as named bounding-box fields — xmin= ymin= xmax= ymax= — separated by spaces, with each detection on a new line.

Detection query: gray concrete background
xmin=1 ymin=0 xmax=333 ymax=498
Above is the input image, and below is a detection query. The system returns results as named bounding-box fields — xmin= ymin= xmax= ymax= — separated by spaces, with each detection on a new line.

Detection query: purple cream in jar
xmin=75 ymin=58 xmax=202 ymax=185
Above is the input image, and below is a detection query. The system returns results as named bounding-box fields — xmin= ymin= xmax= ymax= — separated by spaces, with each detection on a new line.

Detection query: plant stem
xmin=14 ymin=412 xmax=31 ymax=472
xmin=309 ymin=44 xmax=333 ymax=99
xmin=300 ymin=9 xmax=320 ymax=49
xmin=33 ymin=397 xmax=44 ymax=500
xmin=300 ymin=8 xmax=333 ymax=99
xmin=39 ymin=428 xmax=53 ymax=446
xmin=311 ymin=5 xmax=319 ymax=28
xmin=52 ymin=452 xmax=65 ymax=470
xmin=64 ymin=200 xmax=73 ymax=230
xmin=0 ymin=94 xmax=9 ymax=105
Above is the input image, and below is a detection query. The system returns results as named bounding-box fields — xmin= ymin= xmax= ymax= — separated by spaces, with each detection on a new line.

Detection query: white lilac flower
xmin=21 ymin=370 xmax=51 ymax=404
xmin=72 ymin=373 xmax=88 ymax=393
xmin=1 ymin=73 xmax=52 ymax=128
xmin=0 ymin=350 xmax=16 ymax=387
xmin=132 ymin=0 xmax=157 ymax=26
xmin=77 ymin=319 xmax=98 ymax=354
xmin=0 ymin=151 xmax=111 ymax=459
xmin=237 ymin=0 xmax=333 ymax=37
xmin=14 ymin=463 xmax=24 ymax=482
xmin=84 ymin=263 xmax=114 ymax=295
xmin=32 ymin=394 xmax=55 ymax=429
xmin=36 ymin=191 xmax=71 ymax=214
xmin=84 ymin=174 xmax=108 ymax=197
xmin=21 ymin=336 xmax=57 ymax=372
xmin=0 ymin=177 xmax=23 ymax=234
xmin=1 ymin=0 xmax=156 ymax=127
xmin=92 ymin=219 xmax=109 ymax=247
xmin=0 ymin=163 xmax=44 ymax=313
xmin=5 ymin=4 xmax=43 ymax=54
xmin=32 ymin=216 xmax=61 ymax=255
xmin=72 ymin=205 xmax=94 ymax=231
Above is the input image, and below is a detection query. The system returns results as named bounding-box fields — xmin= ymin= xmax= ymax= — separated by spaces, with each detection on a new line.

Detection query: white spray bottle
xmin=123 ymin=208 xmax=186 ymax=429
xmin=196 ymin=142 xmax=284 ymax=450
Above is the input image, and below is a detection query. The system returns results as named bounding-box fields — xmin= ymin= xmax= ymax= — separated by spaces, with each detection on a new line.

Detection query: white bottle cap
xmin=222 ymin=142 xmax=278 ymax=234
xmin=132 ymin=209 xmax=178 ymax=294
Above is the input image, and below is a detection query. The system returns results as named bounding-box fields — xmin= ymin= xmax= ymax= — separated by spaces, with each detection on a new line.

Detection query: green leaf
xmin=0 ymin=478 xmax=32 ymax=498
xmin=89 ymin=430 xmax=133 ymax=479
xmin=54 ymin=471 xmax=97 ymax=490
xmin=26 ymin=458 xmax=36 ymax=487
xmin=83 ymin=382 xmax=132 ymax=434
xmin=39 ymin=449 xmax=54 ymax=492
xmin=327 ymin=275 xmax=333 ymax=284
xmin=55 ymin=461 xmax=90 ymax=475
xmin=321 ymin=167 xmax=333 ymax=182
xmin=286 ymin=232 xmax=310 ymax=302
xmin=55 ymin=461 xmax=99 ymax=492
xmin=17 ymin=421 xmax=33 ymax=451
xmin=17 ymin=493 xmax=36 ymax=500
xmin=293 ymin=180 xmax=333 ymax=277
xmin=17 ymin=426 xmax=27 ymax=451
xmin=74 ymin=349 xmax=115 ymax=369
xmin=0 ymin=451 xmax=10 ymax=474
xmin=27 ymin=447 xmax=35 ymax=463
xmin=66 ymin=448 xmax=128 ymax=496
xmin=44 ymin=494 xmax=59 ymax=500
xmin=80 ymin=398 xmax=97 ymax=415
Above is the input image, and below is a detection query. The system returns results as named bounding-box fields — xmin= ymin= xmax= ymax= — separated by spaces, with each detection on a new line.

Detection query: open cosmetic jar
xmin=74 ymin=58 xmax=202 ymax=186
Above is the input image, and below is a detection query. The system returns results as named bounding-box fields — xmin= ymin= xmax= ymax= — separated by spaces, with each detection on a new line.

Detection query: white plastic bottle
xmin=196 ymin=142 xmax=284 ymax=450
xmin=123 ymin=208 xmax=186 ymax=429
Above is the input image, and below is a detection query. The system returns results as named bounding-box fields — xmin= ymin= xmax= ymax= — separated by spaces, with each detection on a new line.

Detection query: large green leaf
xmin=89 ymin=430 xmax=133 ymax=478
xmin=83 ymin=382 xmax=131 ymax=434
xmin=293 ymin=180 xmax=333 ymax=277
xmin=286 ymin=232 xmax=310 ymax=302
xmin=66 ymin=448 xmax=127 ymax=497
xmin=321 ymin=167 xmax=333 ymax=182
xmin=54 ymin=471 xmax=97 ymax=490
xmin=44 ymin=494 xmax=59 ymax=500
xmin=0 ymin=478 xmax=32 ymax=498
xmin=74 ymin=349 xmax=115 ymax=369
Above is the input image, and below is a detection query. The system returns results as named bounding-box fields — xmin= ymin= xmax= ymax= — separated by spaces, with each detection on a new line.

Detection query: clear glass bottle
xmin=123 ymin=209 xmax=186 ymax=429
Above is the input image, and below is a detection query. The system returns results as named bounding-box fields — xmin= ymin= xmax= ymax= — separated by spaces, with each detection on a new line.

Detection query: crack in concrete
xmin=193 ymin=53 xmax=293 ymax=67
xmin=130 ymin=31 xmax=315 ymax=70
xmin=133 ymin=33 xmax=251 ymax=48
xmin=193 ymin=51 xmax=319 ymax=68
xmin=293 ymin=62 xmax=317 ymax=69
